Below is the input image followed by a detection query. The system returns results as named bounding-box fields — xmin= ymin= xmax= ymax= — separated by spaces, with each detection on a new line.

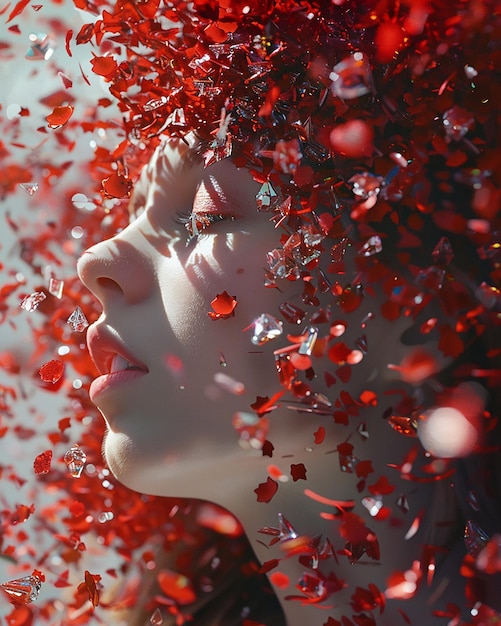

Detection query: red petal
xmin=254 ymin=477 xmax=278 ymax=503
xmin=46 ymin=105 xmax=74 ymax=129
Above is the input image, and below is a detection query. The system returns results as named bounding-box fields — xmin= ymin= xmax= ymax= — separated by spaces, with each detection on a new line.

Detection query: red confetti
xmin=102 ymin=173 xmax=131 ymax=198
xmin=313 ymin=426 xmax=325 ymax=444
xmin=33 ymin=450 xmax=52 ymax=475
xmin=208 ymin=291 xmax=238 ymax=320
xmin=290 ymin=463 xmax=307 ymax=481
xmin=6 ymin=0 xmax=30 ymax=22
xmin=90 ymin=55 xmax=118 ymax=78
xmin=368 ymin=476 xmax=395 ymax=496
xmin=157 ymin=570 xmax=196 ymax=605
xmin=78 ymin=571 xmax=100 ymax=607
xmin=254 ymin=477 xmax=278 ymax=503
xmin=38 ymin=360 xmax=64 ymax=383
xmin=65 ymin=29 xmax=73 ymax=57
xmin=46 ymin=105 xmax=74 ymax=129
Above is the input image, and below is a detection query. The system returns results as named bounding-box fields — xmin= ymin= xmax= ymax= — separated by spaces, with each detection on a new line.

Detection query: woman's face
xmin=78 ymin=138 xmax=310 ymax=498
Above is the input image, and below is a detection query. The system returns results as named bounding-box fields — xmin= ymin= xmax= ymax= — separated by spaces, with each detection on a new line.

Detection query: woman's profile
xmin=74 ymin=1 xmax=500 ymax=624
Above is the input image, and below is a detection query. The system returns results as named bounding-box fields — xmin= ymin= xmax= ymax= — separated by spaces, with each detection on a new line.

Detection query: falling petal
xmin=46 ymin=104 xmax=74 ymax=129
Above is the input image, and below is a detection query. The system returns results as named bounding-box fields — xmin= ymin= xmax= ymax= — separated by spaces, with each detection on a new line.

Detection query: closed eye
xmin=175 ymin=211 xmax=236 ymax=245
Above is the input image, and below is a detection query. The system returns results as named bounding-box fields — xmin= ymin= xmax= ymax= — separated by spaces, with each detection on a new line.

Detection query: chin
xmin=102 ymin=428 xmax=258 ymax=506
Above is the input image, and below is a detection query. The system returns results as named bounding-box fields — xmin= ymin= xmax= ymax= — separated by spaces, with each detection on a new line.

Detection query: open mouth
xmin=109 ymin=353 xmax=146 ymax=374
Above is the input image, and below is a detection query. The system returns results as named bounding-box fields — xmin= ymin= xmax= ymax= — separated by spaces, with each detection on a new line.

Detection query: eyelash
xmin=176 ymin=211 xmax=234 ymax=244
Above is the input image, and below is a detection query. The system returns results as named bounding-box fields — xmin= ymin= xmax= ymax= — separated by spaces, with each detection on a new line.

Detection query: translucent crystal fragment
xmin=298 ymin=327 xmax=318 ymax=355
xmin=19 ymin=182 xmax=39 ymax=195
xmin=20 ymin=291 xmax=46 ymax=312
xmin=357 ymin=422 xmax=369 ymax=440
xmin=266 ymin=248 xmax=290 ymax=280
xmin=203 ymin=134 xmax=232 ymax=167
xmin=64 ymin=445 xmax=87 ymax=478
xmin=232 ymin=412 xmax=269 ymax=450
xmin=396 ymin=494 xmax=410 ymax=513
xmin=475 ymin=282 xmax=500 ymax=310
xmin=278 ymin=302 xmax=306 ymax=325
xmin=432 ymin=236 xmax=454 ymax=266
xmin=443 ymin=106 xmax=474 ymax=140
xmin=359 ymin=235 xmax=382 ymax=257
xmin=467 ymin=490 xmax=481 ymax=511
xmin=67 ymin=306 xmax=89 ymax=332
xmin=150 ymin=608 xmax=163 ymax=625
xmin=330 ymin=52 xmax=373 ymax=99
xmin=256 ymin=181 xmax=279 ymax=211
xmin=194 ymin=80 xmax=221 ymax=97
xmin=0 ymin=574 xmax=42 ymax=605
xmin=297 ymin=572 xmax=326 ymax=600
xmin=339 ymin=453 xmax=358 ymax=473
xmin=349 ymin=172 xmax=384 ymax=200
xmin=415 ymin=266 xmax=445 ymax=291
xmin=143 ymin=96 xmax=168 ymax=111
xmin=464 ymin=520 xmax=490 ymax=557
xmin=362 ymin=496 xmax=383 ymax=517
xmin=25 ymin=33 xmax=55 ymax=61
xmin=388 ymin=415 xmax=418 ymax=437
xmin=251 ymin=313 xmax=283 ymax=345
xmin=278 ymin=513 xmax=298 ymax=541
xmin=48 ymin=277 xmax=64 ymax=299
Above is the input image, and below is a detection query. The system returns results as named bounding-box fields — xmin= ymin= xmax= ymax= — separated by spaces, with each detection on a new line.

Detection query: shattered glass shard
xmin=443 ymin=105 xmax=474 ymax=140
xmin=25 ymin=33 xmax=55 ymax=61
xmin=298 ymin=327 xmax=318 ymax=356
xmin=0 ymin=574 xmax=42 ymax=605
xmin=232 ymin=412 xmax=268 ymax=450
xmin=251 ymin=313 xmax=283 ymax=345
xmin=67 ymin=306 xmax=89 ymax=332
xmin=431 ymin=236 xmax=454 ymax=266
xmin=256 ymin=181 xmax=279 ymax=211
xmin=464 ymin=520 xmax=490 ymax=557
xmin=330 ymin=52 xmax=373 ymax=99
xmin=349 ymin=172 xmax=384 ymax=200
xmin=19 ymin=182 xmax=39 ymax=195
xmin=359 ymin=235 xmax=382 ymax=257
xmin=64 ymin=445 xmax=87 ymax=478
xmin=150 ymin=607 xmax=163 ymax=624
xmin=143 ymin=96 xmax=168 ymax=111
xmin=20 ymin=291 xmax=46 ymax=312
xmin=48 ymin=277 xmax=64 ymax=299
xmin=278 ymin=513 xmax=298 ymax=541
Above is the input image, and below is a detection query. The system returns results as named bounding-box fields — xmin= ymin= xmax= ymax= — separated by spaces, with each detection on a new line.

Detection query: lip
xmin=89 ymin=369 xmax=148 ymax=403
xmin=87 ymin=324 xmax=149 ymax=402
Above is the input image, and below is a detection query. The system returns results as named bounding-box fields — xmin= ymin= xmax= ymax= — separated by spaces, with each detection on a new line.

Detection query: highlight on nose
xmin=77 ymin=238 xmax=154 ymax=305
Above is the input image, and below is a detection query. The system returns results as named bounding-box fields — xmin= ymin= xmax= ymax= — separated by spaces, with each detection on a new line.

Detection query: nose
xmin=77 ymin=231 xmax=154 ymax=306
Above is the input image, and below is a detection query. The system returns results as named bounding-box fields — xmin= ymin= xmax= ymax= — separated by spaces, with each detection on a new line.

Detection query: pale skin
xmin=78 ymin=136 xmax=465 ymax=625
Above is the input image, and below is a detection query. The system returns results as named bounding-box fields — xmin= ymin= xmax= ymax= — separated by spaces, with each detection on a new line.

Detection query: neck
xmin=214 ymin=446 xmax=350 ymax=626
